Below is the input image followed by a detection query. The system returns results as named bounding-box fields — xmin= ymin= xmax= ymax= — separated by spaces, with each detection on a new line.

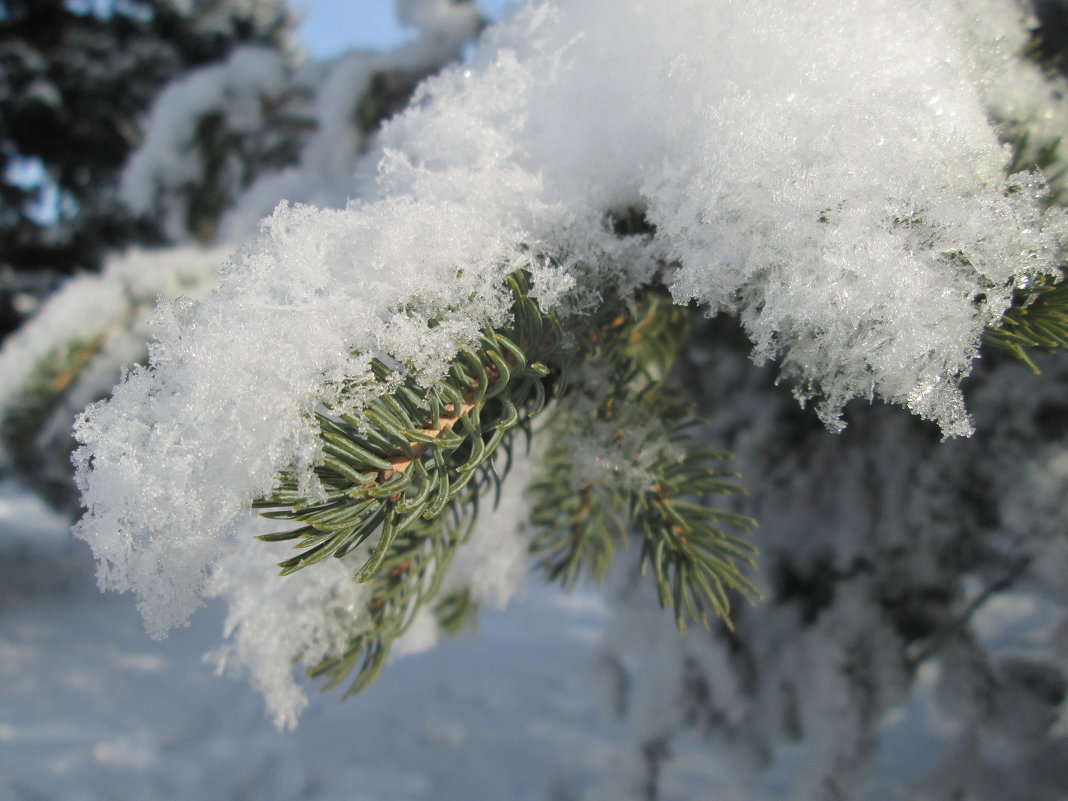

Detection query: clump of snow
xmin=74 ymin=0 xmax=1068 ymax=719
xmin=380 ymin=0 xmax=1067 ymax=433
xmin=559 ymin=394 xmax=685 ymax=494
xmin=205 ymin=526 xmax=369 ymax=728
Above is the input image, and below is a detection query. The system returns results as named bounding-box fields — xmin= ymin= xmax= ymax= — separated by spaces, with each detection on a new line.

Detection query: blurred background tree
xmin=0 ymin=0 xmax=289 ymax=337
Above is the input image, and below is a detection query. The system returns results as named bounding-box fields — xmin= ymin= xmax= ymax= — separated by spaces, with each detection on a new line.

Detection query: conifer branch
xmin=528 ymin=288 xmax=759 ymax=632
xmin=1 ymin=336 xmax=104 ymax=463
xmin=254 ymin=270 xmax=562 ymax=582
xmin=255 ymin=268 xmax=758 ymax=696
xmin=636 ymin=431 xmax=759 ymax=632
xmin=308 ymin=500 xmax=478 ymax=697
xmin=984 ymin=272 xmax=1068 ymax=372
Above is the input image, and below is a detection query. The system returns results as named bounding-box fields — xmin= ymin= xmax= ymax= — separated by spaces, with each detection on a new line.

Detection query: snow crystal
xmin=73 ymin=0 xmax=1068 ymax=719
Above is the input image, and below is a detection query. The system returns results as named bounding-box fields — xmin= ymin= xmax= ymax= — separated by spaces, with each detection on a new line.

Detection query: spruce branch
xmin=255 ymin=267 xmax=758 ymax=696
xmin=984 ymin=272 xmax=1068 ymax=372
xmin=635 ymin=426 xmax=759 ymax=632
xmin=1 ymin=336 xmax=104 ymax=462
xmin=254 ymin=270 xmax=563 ymax=583
xmin=308 ymin=501 xmax=478 ymax=697
xmin=0 ymin=335 xmax=108 ymax=509
xmin=526 ymin=280 xmax=758 ymax=631
xmin=255 ymin=269 xmax=564 ymax=695
xmin=529 ymin=365 xmax=759 ymax=632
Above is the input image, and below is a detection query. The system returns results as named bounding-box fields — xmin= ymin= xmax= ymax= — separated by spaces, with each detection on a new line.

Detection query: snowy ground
xmin=4 ymin=476 xmax=1067 ymax=801
xmin=0 ymin=481 xmax=620 ymax=801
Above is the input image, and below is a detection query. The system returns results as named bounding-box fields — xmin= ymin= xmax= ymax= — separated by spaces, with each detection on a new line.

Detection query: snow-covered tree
xmin=0 ymin=0 xmax=290 ymax=336
xmin=4 ymin=1 xmax=1068 ymax=798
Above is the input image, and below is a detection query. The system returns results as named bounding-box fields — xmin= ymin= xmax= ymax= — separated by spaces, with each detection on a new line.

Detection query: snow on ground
xmin=4 ymin=471 xmax=1068 ymax=800
xmin=0 ymin=480 xmax=619 ymax=801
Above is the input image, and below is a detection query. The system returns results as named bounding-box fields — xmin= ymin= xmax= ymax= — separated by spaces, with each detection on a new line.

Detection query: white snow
xmin=67 ymin=0 xmax=1068 ymax=725
xmin=0 ymin=480 xmax=619 ymax=801
xmin=4 ymin=5 xmax=1068 ymax=794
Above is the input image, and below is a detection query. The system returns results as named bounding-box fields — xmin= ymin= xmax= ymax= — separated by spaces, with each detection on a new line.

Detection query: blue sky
xmin=293 ymin=0 xmax=516 ymax=59
xmin=8 ymin=1 xmax=517 ymax=227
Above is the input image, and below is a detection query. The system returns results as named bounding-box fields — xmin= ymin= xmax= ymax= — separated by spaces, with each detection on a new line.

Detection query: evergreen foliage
xmin=0 ymin=335 xmax=104 ymax=505
xmin=984 ymin=272 xmax=1068 ymax=371
xmin=255 ymin=269 xmax=758 ymax=694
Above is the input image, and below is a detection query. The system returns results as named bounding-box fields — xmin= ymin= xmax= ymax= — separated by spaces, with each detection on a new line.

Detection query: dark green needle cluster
xmin=253 ymin=271 xmax=563 ymax=584
xmin=254 ymin=268 xmax=759 ymax=697
xmin=985 ymin=273 xmax=1068 ymax=373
